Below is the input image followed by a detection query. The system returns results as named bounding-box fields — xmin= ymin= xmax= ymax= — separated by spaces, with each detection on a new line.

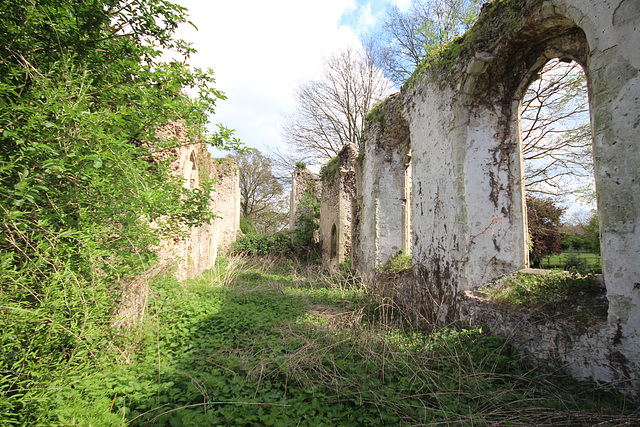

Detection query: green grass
xmin=4 ymin=256 xmax=637 ymax=426
xmin=540 ymin=251 xmax=601 ymax=272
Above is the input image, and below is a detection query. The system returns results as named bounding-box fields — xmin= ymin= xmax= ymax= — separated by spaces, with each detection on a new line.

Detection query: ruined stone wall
xmin=156 ymin=123 xmax=240 ymax=281
xmin=115 ymin=126 xmax=240 ymax=326
xmin=320 ymin=144 xmax=357 ymax=270
xmin=357 ymin=94 xmax=412 ymax=274
xmin=359 ymin=0 xmax=640 ymax=395
xmin=457 ymin=285 xmax=636 ymax=396
xmin=289 ymin=166 xmax=320 ymax=232
xmin=209 ymin=158 xmax=241 ymax=251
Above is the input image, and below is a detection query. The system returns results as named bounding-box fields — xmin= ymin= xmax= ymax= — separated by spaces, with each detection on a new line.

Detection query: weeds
xmin=4 ymin=256 xmax=636 ymax=426
xmin=482 ymin=271 xmax=608 ymax=321
xmin=377 ymin=251 xmax=412 ymax=274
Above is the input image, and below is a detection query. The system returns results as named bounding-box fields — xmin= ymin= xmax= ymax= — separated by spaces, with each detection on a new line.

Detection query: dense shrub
xmin=0 ymin=1 xmax=239 ymax=422
xmin=233 ymin=232 xmax=292 ymax=255
xmin=563 ymin=252 xmax=589 ymax=272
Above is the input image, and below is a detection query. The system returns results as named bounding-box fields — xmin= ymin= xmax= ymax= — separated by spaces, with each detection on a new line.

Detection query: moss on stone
xmin=365 ymin=101 xmax=388 ymax=133
xmin=320 ymin=155 xmax=340 ymax=181
xmin=405 ymin=0 xmax=544 ymax=90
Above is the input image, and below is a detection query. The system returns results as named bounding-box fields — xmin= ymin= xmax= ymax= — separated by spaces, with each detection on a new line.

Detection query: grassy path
xmin=22 ymin=257 xmax=638 ymax=425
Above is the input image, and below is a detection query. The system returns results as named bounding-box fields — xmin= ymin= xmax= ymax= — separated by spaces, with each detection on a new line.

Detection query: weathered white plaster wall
xmin=573 ymin=0 xmax=640 ymax=392
xmin=363 ymin=0 xmax=640 ymax=394
xmin=359 ymin=95 xmax=412 ymax=274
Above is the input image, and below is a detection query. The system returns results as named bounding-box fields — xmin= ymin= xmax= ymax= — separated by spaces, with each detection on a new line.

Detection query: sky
xmin=171 ymin=0 xmax=593 ymax=218
xmin=172 ymin=0 xmax=409 ymax=157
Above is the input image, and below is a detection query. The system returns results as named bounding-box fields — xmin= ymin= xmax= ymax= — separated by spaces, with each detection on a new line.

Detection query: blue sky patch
xmin=338 ymin=0 xmax=393 ymax=35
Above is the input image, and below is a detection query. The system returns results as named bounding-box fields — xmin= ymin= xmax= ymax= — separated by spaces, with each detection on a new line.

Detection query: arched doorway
xmin=519 ymin=58 xmax=594 ymax=269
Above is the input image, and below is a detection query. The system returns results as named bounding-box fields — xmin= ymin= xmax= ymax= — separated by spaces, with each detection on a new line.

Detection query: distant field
xmin=540 ymin=251 xmax=601 ymax=270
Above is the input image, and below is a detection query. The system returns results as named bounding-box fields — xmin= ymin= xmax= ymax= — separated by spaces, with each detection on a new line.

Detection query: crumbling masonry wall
xmin=320 ymin=144 xmax=357 ymax=270
xmin=115 ymin=124 xmax=240 ymax=326
xmin=209 ymin=157 xmax=241 ymax=252
xmin=289 ymin=166 xmax=320 ymax=234
xmin=358 ymin=0 xmax=640 ymax=395
xmin=157 ymin=123 xmax=240 ymax=280
xmin=357 ymin=94 xmax=412 ymax=274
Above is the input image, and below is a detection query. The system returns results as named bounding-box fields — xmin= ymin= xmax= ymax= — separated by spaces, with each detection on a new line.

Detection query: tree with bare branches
xmin=368 ymin=1 xmax=592 ymax=199
xmin=520 ymin=59 xmax=592 ymax=197
xmin=230 ymin=149 xmax=287 ymax=234
xmin=282 ymin=46 xmax=394 ymax=165
xmin=369 ymin=0 xmax=483 ymax=87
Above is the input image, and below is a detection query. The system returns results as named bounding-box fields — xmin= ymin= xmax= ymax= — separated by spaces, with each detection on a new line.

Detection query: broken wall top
xmin=405 ymin=0 xmax=591 ymax=106
xmin=364 ymin=93 xmax=410 ymax=156
xmin=320 ymin=143 xmax=358 ymax=183
xmin=292 ymin=166 xmax=320 ymax=193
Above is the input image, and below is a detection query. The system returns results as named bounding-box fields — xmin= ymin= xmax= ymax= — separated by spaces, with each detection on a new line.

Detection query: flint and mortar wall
xmin=320 ymin=144 xmax=357 ymax=270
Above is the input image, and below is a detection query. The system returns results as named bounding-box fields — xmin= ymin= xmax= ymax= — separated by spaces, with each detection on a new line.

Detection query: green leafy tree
xmin=231 ymin=149 xmax=287 ymax=235
xmin=526 ymin=195 xmax=566 ymax=267
xmin=561 ymin=211 xmax=600 ymax=253
xmin=0 ymin=0 xmax=239 ymax=422
xmin=584 ymin=212 xmax=600 ymax=254
xmin=561 ymin=234 xmax=586 ymax=251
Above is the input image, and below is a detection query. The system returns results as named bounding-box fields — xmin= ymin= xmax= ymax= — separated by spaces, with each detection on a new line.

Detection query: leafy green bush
xmin=295 ymin=161 xmax=307 ymax=169
xmin=292 ymin=183 xmax=320 ymax=257
xmin=233 ymin=232 xmax=292 ymax=255
xmin=0 ymin=0 xmax=240 ymax=423
xmin=563 ymin=252 xmax=589 ymax=273
xmin=240 ymin=216 xmax=258 ymax=235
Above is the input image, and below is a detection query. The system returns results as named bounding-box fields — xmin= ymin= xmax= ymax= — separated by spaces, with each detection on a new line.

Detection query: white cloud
xmin=173 ymin=0 xmax=361 ymax=155
xmin=392 ymin=0 xmax=413 ymax=12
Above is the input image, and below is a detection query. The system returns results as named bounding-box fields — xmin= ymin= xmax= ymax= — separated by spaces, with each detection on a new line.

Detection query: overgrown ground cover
xmin=481 ymin=271 xmax=609 ymax=323
xmin=3 ymin=256 xmax=638 ymax=426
